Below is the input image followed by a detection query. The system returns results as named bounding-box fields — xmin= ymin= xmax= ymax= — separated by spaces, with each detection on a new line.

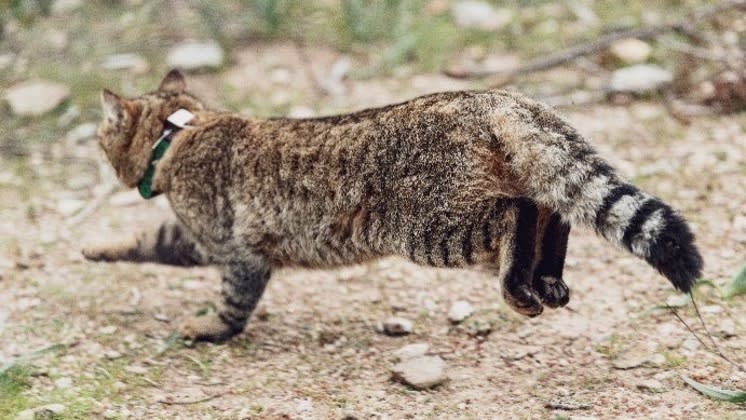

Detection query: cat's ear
xmin=159 ymin=69 xmax=187 ymax=93
xmin=101 ymin=89 xmax=125 ymax=120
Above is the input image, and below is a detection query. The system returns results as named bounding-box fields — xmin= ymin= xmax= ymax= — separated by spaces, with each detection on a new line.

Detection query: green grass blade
xmin=723 ymin=263 xmax=746 ymax=299
xmin=682 ymin=376 xmax=746 ymax=403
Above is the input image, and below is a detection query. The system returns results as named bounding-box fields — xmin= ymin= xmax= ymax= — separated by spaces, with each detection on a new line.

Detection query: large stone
xmin=392 ymin=342 xmax=430 ymax=361
xmin=391 ymin=355 xmax=447 ymax=389
xmin=166 ymin=41 xmax=224 ymax=71
xmin=65 ymin=122 xmax=97 ymax=143
xmin=451 ymin=1 xmax=513 ymax=31
xmin=101 ymin=53 xmax=149 ymax=74
xmin=0 ymin=53 xmax=15 ymax=70
xmin=4 ymin=80 xmax=70 ymax=116
xmin=609 ymin=38 xmax=652 ymax=64
xmin=609 ymin=64 xmax=673 ymax=93
xmin=51 ymin=0 xmax=82 ymax=14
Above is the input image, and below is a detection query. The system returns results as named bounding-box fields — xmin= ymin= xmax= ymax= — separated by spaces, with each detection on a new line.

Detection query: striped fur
xmin=87 ymin=70 xmax=702 ymax=342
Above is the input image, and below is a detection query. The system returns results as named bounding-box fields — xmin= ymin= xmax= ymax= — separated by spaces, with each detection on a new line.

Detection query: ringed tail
xmin=495 ymin=98 xmax=704 ymax=293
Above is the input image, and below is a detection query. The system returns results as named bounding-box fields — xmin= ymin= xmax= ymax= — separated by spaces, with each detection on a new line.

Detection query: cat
xmin=83 ymin=69 xmax=703 ymax=343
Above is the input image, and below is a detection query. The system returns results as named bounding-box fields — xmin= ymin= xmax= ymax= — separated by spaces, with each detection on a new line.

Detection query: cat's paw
xmin=503 ymin=283 xmax=544 ymax=317
xmin=81 ymin=244 xmax=117 ymax=261
xmin=179 ymin=315 xmax=243 ymax=343
xmin=533 ymin=275 xmax=570 ymax=308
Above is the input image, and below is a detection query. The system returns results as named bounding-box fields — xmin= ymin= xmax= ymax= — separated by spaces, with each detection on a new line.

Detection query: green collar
xmin=137 ymin=132 xmax=172 ymax=199
xmin=137 ymin=109 xmax=194 ymax=199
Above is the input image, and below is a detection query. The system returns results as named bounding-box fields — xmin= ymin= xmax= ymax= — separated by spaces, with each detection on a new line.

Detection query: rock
xmin=52 ymin=0 xmax=82 ymax=14
xmin=4 ymin=80 xmax=70 ymax=116
xmin=104 ymin=350 xmax=122 ymax=360
xmin=448 ymin=300 xmax=474 ymax=323
xmin=718 ymin=319 xmax=736 ymax=338
xmin=637 ymin=379 xmax=665 ymax=393
xmin=380 ymin=317 xmax=413 ymax=336
xmin=124 ymin=365 xmax=148 ymax=374
xmin=101 ymin=53 xmax=149 ymax=74
xmin=46 ymin=29 xmax=68 ymax=51
xmin=391 ymin=355 xmax=447 ymax=389
xmin=99 ymin=325 xmax=118 ymax=335
xmin=320 ymin=57 xmax=351 ymax=97
xmin=54 ymin=377 xmax=72 ymax=389
xmin=166 ymin=41 xmax=224 ymax=71
xmin=287 ymin=106 xmax=315 ymax=118
xmin=451 ymin=1 xmax=513 ymax=31
xmin=612 ymin=353 xmax=648 ymax=370
xmin=609 ymin=38 xmax=652 ymax=64
xmin=502 ymin=345 xmax=542 ymax=361
xmin=392 ymin=342 xmax=430 ymax=361
xmin=681 ymin=337 xmax=700 ymax=351
xmin=544 ymin=397 xmax=591 ymax=411
xmin=269 ymin=67 xmax=292 ymax=85
xmin=647 ymin=353 xmax=667 ymax=368
xmin=0 ymin=53 xmax=15 ymax=70
xmin=16 ymin=404 xmax=66 ymax=420
xmin=609 ymin=64 xmax=673 ymax=93
xmin=65 ymin=122 xmax=97 ymax=143
xmin=102 ymin=409 xmax=118 ymax=419
xmin=56 ymin=198 xmax=84 ymax=216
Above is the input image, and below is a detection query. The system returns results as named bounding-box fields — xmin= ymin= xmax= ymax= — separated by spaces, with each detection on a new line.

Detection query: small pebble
xmin=54 ymin=376 xmax=73 ymax=389
xmin=380 ymin=317 xmax=413 ymax=336
xmin=448 ymin=300 xmax=474 ymax=323
xmin=637 ymin=379 xmax=665 ymax=393
xmin=391 ymin=355 xmax=447 ymax=390
xmin=16 ymin=404 xmax=66 ymax=420
xmin=681 ymin=337 xmax=700 ymax=351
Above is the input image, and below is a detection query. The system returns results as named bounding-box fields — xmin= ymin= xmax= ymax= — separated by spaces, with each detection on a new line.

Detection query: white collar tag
xmin=166 ymin=109 xmax=194 ymax=128
xmin=152 ymin=109 xmax=195 ymax=150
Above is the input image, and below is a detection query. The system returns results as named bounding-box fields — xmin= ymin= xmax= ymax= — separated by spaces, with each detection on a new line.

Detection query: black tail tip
xmin=646 ymin=211 xmax=704 ymax=293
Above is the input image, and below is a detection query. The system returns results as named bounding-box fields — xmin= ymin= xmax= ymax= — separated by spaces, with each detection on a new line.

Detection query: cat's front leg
xmin=83 ymin=219 xmax=207 ymax=266
xmin=179 ymin=257 xmax=271 ymax=343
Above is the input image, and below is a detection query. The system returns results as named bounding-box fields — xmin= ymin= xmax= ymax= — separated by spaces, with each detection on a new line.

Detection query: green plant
xmin=723 ymin=263 xmax=746 ymax=299
xmin=683 ymin=376 xmax=746 ymax=403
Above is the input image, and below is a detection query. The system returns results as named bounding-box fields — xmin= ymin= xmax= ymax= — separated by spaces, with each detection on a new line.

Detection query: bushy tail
xmin=496 ymin=100 xmax=703 ymax=293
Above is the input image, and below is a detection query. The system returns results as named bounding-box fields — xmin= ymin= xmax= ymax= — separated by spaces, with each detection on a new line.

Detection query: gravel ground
xmin=1 ymin=39 xmax=746 ymax=418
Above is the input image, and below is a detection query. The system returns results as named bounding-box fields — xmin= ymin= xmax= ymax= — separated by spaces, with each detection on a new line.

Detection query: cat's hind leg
xmin=498 ymin=198 xmax=544 ymax=317
xmin=83 ymin=219 xmax=206 ymax=266
xmin=532 ymin=212 xmax=571 ymax=308
xmin=179 ymin=257 xmax=271 ymax=343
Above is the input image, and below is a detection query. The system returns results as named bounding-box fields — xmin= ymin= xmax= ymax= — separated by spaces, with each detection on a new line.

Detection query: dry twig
xmin=157 ymin=391 xmax=229 ymax=406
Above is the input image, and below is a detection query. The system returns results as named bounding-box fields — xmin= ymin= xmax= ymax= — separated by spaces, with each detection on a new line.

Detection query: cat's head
xmin=97 ymin=69 xmax=205 ymax=187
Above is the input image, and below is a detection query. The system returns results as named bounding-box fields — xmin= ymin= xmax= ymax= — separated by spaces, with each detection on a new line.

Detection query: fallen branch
xmin=657 ymin=37 xmax=745 ymax=65
xmin=445 ymin=0 xmax=746 ymax=80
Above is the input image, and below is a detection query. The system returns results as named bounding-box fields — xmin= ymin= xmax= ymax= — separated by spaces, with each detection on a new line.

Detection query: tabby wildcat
xmin=84 ymin=70 xmax=703 ymax=343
